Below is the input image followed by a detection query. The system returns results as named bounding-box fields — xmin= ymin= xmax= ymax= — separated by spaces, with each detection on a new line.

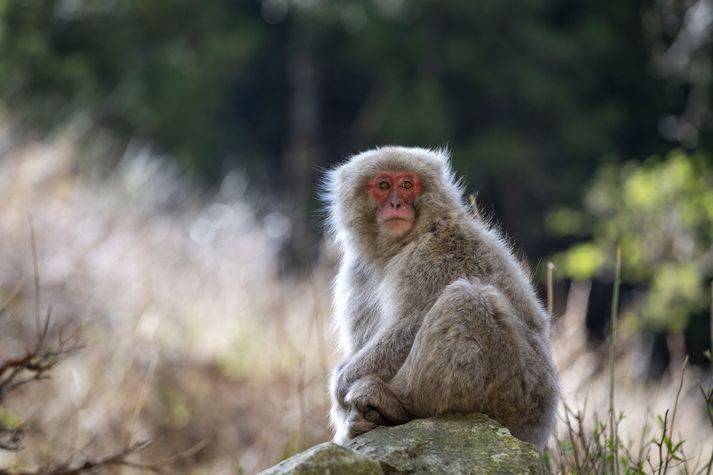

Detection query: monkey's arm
xmin=334 ymin=315 xmax=420 ymax=404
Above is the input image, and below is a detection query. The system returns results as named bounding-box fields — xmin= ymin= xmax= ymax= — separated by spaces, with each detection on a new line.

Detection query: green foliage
xmin=0 ymin=0 xmax=269 ymax=173
xmin=550 ymin=150 xmax=713 ymax=331
xmin=0 ymin=0 xmax=677 ymax=225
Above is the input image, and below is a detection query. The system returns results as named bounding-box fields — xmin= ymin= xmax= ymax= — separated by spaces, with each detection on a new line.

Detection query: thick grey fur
xmin=323 ymin=146 xmax=559 ymax=450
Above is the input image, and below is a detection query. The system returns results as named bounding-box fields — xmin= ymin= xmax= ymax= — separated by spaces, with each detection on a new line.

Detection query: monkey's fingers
xmin=345 ymin=376 xmax=408 ymax=425
xmin=346 ymin=407 xmax=377 ymax=438
xmin=363 ymin=408 xmax=386 ymax=425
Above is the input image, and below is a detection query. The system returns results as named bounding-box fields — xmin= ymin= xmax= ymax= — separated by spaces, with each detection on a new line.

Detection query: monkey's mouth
xmin=379 ymin=209 xmax=415 ymax=222
xmin=380 ymin=217 xmax=414 ymax=235
xmin=380 ymin=217 xmax=414 ymax=228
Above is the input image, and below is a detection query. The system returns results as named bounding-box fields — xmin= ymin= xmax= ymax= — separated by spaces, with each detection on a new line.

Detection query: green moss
xmin=259 ymin=443 xmax=383 ymax=475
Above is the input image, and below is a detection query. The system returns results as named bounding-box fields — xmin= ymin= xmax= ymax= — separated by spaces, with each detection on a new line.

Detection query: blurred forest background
xmin=0 ymin=0 xmax=712 ymax=473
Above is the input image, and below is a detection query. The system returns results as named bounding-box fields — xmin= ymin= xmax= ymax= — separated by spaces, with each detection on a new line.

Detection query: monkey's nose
xmin=391 ymin=202 xmax=401 ymax=208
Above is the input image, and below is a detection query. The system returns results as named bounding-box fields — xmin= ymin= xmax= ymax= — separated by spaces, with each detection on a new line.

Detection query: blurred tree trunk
xmin=284 ymin=18 xmax=321 ymax=206
xmin=281 ymin=17 xmax=322 ymax=271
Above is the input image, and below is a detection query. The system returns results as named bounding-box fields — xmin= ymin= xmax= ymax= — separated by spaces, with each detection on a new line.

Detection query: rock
xmin=258 ymin=442 xmax=383 ymax=475
xmin=259 ymin=413 xmax=541 ymax=474
xmin=347 ymin=413 xmax=540 ymax=474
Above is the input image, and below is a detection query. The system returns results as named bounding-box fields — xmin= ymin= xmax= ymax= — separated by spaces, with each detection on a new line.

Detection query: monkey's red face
xmin=368 ymin=171 xmax=421 ymax=236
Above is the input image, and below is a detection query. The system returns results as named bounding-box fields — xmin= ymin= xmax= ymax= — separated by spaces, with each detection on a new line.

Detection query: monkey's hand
xmin=344 ymin=405 xmax=383 ymax=440
xmin=333 ymin=318 xmax=419 ymax=406
xmin=330 ymin=370 xmax=385 ymax=443
xmin=340 ymin=377 xmax=389 ymax=440
xmin=335 ymin=345 xmax=410 ymax=406
xmin=344 ymin=376 xmax=409 ymax=425
xmin=334 ymin=359 xmax=380 ymax=407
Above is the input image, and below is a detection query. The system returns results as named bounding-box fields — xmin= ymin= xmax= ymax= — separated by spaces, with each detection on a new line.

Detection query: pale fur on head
xmin=322 ymin=146 xmax=466 ymax=260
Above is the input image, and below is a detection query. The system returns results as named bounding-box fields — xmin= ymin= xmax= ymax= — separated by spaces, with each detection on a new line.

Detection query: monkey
xmin=322 ymin=146 xmax=559 ymax=451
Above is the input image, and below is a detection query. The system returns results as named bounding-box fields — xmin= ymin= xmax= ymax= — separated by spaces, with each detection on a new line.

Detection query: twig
xmin=0 ymin=426 xmax=24 ymax=451
xmin=0 ymin=328 xmax=83 ymax=400
xmin=657 ymin=358 xmax=690 ymax=473
xmin=698 ymin=382 xmax=713 ymax=428
xmin=124 ymin=348 xmax=159 ymax=448
xmin=307 ymin=270 xmax=329 ymax=397
xmin=155 ymin=439 xmax=207 ymax=466
xmin=655 ymin=410 xmax=669 ymax=475
xmin=575 ymin=399 xmax=593 ymax=472
xmin=703 ymin=282 xmax=713 ymax=475
xmin=27 ymin=215 xmax=42 ymax=345
xmin=609 ymin=246 xmax=621 ymax=475
xmin=635 ymin=408 xmax=652 ymax=470
xmin=0 ymin=279 xmax=23 ymax=319
xmin=3 ymin=440 xmax=160 ymax=475
xmin=562 ymin=401 xmax=583 ymax=473
xmin=0 ymin=219 xmax=84 ymax=401
xmin=667 ymin=356 xmax=688 ymax=447
xmin=547 ymin=262 xmax=555 ymax=321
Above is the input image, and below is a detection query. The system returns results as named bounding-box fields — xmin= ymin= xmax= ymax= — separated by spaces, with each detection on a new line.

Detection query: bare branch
xmin=1 ymin=440 xmax=161 ymax=475
xmin=0 ymin=325 xmax=83 ymax=401
xmin=0 ymin=426 xmax=24 ymax=451
xmin=27 ymin=215 xmax=41 ymax=345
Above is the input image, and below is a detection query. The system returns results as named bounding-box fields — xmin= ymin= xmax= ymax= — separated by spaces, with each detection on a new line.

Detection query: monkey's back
xmin=391 ymin=212 xmax=549 ymax=333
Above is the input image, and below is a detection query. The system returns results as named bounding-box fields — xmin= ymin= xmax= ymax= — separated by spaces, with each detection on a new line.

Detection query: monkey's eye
xmin=377 ymin=181 xmax=390 ymax=191
xmin=401 ymin=180 xmax=413 ymax=190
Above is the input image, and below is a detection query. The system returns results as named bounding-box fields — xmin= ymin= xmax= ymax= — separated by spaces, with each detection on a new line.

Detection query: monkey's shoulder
xmin=411 ymin=217 xmax=490 ymax=263
xmin=388 ymin=218 xmax=493 ymax=286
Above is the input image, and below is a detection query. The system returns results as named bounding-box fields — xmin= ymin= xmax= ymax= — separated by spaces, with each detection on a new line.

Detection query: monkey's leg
xmin=388 ymin=278 xmax=539 ymax=436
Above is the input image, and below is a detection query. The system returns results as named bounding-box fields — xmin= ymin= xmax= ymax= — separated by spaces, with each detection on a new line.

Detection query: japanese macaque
xmin=322 ymin=146 xmax=559 ymax=450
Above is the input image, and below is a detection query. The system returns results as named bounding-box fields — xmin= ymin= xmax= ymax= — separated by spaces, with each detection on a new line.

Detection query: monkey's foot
xmin=345 ymin=406 xmax=380 ymax=439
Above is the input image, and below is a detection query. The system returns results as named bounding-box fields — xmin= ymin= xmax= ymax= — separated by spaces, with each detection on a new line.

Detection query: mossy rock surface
xmin=259 ymin=413 xmax=540 ymax=475
xmin=259 ymin=442 xmax=383 ymax=475
xmin=347 ymin=413 xmax=539 ymax=474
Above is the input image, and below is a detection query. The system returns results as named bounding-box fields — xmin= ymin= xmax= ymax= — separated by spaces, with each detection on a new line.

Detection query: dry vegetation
xmin=0 ymin=135 xmax=711 ymax=474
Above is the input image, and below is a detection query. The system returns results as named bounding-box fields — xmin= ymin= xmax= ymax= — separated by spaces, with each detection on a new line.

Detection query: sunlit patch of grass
xmin=547 ymin=253 xmax=713 ymax=474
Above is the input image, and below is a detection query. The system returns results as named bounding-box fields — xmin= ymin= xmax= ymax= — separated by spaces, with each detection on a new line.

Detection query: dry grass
xmin=0 ymin=135 xmax=711 ymax=473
